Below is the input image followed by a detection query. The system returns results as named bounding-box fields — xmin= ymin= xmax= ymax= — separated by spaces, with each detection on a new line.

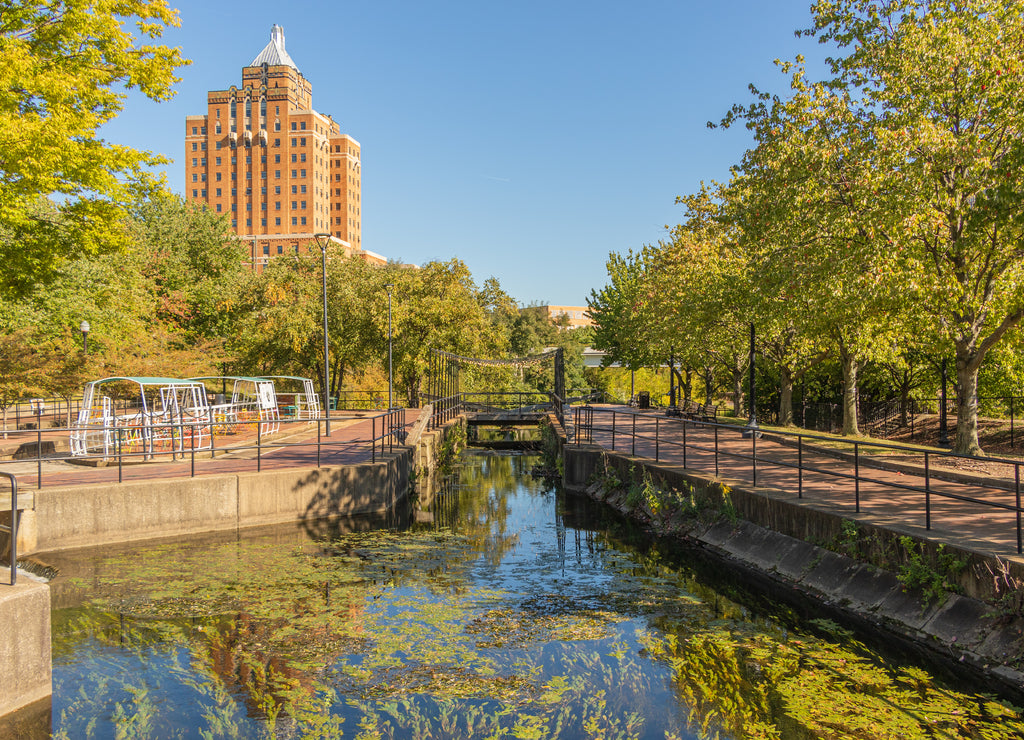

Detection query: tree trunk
xmin=840 ymin=351 xmax=860 ymax=436
xmin=953 ymin=344 xmax=983 ymax=456
xmin=778 ymin=365 xmax=794 ymax=427
xmin=683 ymin=369 xmax=693 ymax=404
xmin=731 ymin=365 xmax=744 ymax=417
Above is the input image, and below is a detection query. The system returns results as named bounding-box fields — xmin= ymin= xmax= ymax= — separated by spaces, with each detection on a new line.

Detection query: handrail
xmin=575 ymin=405 xmax=1024 ymax=554
xmin=0 ymin=471 xmax=16 ymax=585
xmin=0 ymin=411 xmax=415 ymax=489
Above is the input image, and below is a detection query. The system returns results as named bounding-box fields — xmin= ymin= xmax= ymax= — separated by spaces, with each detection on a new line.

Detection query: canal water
xmin=43 ymin=451 xmax=1024 ymax=738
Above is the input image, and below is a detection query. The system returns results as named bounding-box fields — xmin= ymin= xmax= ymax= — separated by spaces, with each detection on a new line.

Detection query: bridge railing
xmin=0 ymin=409 xmax=412 ymax=490
xmin=574 ymin=405 xmax=1024 ymax=554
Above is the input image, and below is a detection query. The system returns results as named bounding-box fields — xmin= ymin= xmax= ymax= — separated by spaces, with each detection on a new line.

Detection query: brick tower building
xmin=184 ymin=25 xmax=379 ymax=267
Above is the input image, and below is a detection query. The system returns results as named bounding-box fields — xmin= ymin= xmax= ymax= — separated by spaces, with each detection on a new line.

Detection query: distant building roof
xmin=250 ymin=25 xmax=299 ymax=71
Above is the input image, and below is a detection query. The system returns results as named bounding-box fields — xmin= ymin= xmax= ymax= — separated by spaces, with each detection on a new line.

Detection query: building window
xmin=216 ymin=173 xmax=222 ymax=181
xmin=191 ymin=143 xmax=197 ymax=151
xmin=301 ymin=169 xmax=306 ymax=177
xmin=277 ymin=245 xmax=283 ymax=254
xmin=301 ymin=216 xmax=306 ymax=225
xmin=215 ymin=157 xmax=221 ymax=165
xmin=246 ymin=172 xmax=251 ymax=179
xmin=300 ymin=137 xmax=306 ymax=146
xmin=261 ymin=202 xmax=267 ymax=210
xmin=231 ymin=156 xmax=237 ymax=164
xmin=261 ymin=155 xmax=266 ymax=163
xmin=275 ymin=170 xmax=281 ymax=178
xmin=275 ymin=201 xmax=281 ymax=210
xmin=291 ymin=217 xmax=297 ymax=225
xmin=291 ymin=122 xmax=296 ymax=130
xmin=301 ymin=200 xmax=306 ymax=209
xmin=263 ymin=245 xmax=269 ymax=255
xmin=191 ymin=126 xmax=197 ymax=134
xmin=291 ymin=170 xmax=297 ymax=177
xmin=246 ymin=155 xmax=251 ymax=164
xmin=216 ymin=124 xmax=221 ymax=134
xmin=231 ymin=188 xmax=236 ymax=195
xmin=216 ymin=188 xmax=221 ymax=196
xmin=246 ymin=203 xmax=251 ymax=211
xmin=291 ymin=201 xmax=297 ymax=209
xmin=216 ymin=204 xmax=222 ymax=212
xmin=291 ymin=154 xmax=296 ymax=163
xmin=201 ymin=189 xmax=206 ymax=197
xmin=274 ymin=186 xmax=281 ymax=195
xmin=192 ymin=174 xmax=197 ymax=182
xmin=231 ymin=173 xmax=236 ymax=180
xmin=191 ymin=189 xmax=197 ymax=197
xmin=261 ymin=171 xmax=266 ymax=179
xmin=275 ymin=154 xmax=280 ymax=163
xmin=246 ymin=218 xmax=251 ymax=226
xmin=291 ymin=137 xmax=296 ymax=146
xmin=300 ymin=122 xmax=306 ymax=130
xmin=231 ymin=219 xmax=236 ymax=227
xmin=300 ymin=185 xmax=306 ymax=194
xmin=261 ymin=218 xmax=267 ymax=226
xmin=216 ymin=142 xmax=221 ymax=149
xmin=275 ymin=122 xmax=280 ymax=131
xmin=231 ymin=204 xmax=236 ymax=211
xmin=275 ymin=217 xmax=281 ymax=225
xmin=200 ymin=174 xmax=206 ymax=181
xmin=200 ymin=158 xmax=206 ymax=166
xmin=201 ymin=142 xmax=206 ymax=150
xmin=300 ymin=153 xmax=306 ymax=162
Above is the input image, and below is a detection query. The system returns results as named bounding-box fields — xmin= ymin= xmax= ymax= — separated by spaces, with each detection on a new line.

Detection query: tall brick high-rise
xmin=184 ymin=25 xmax=378 ymax=266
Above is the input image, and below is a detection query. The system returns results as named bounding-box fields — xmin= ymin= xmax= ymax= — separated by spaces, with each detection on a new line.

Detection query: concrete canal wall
xmin=562 ymin=441 xmax=1024 ymax=700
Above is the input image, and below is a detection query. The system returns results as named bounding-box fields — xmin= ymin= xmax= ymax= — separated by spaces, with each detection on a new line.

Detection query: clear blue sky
xmin=103 ymin=1 xmax=825 ymax=307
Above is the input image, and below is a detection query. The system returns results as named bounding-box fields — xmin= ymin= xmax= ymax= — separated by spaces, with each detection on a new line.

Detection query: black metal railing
xmin=0 ymin=409 xmax=411 ymax=490
xmin=461 ymin=392 xmax=552 ymax=414
xmin=0 ymin=472 xmax=16 ymax=585
xmin=575 ymin=406 xmax=1024 ymax=554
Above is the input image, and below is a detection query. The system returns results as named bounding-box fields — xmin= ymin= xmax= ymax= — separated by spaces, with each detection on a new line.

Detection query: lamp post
xmin=313 ymin=233 xmax=332 ymax=435
xmin=938 ymin=357 xmax=950 ymax=447
xmin=79 ymin=320 xmax=90 ymax=353
xmin=743 ymin=321 xmax=761 ymax=438
xmin=385 ymin=283 xmax=394 ymax=410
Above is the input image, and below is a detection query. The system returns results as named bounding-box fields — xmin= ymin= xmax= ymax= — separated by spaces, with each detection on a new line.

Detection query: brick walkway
xmin=576 ymin=406 xmax=1024 ymax=559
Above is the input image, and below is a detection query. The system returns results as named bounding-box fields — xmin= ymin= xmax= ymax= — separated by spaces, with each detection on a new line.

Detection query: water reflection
xmin=38 ymin=451 xmax=1024 ymax=738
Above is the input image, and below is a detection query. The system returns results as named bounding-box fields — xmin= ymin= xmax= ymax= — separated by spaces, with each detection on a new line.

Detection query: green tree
xmin=803 ymin=0 xmax=1024 ymax=454
xmin=0 ymin=0 xmax=188 ymax=296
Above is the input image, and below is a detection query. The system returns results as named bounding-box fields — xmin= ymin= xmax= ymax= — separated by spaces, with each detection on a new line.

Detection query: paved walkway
xmin=0 ymin=413 xmax=406 ymax=492
xmin=577 ymin=405 xmax=1024 ymax=559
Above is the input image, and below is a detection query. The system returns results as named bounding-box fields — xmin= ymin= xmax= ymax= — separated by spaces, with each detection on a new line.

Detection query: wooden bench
xmin=697 ymin=403 xmax=719 ymax=423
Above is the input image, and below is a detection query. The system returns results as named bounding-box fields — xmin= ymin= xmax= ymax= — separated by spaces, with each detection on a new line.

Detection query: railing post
xmin=714 ymin=426 xmax=719 ymax=478
xmin=797 ymin=435 xmax=803 ymax=498
xmin=1012 ymin=396 xmax=1016 ymax=449
xmin=372 ymin=417 xmax=377 ymax=463
xmin=317 ymin=418 xmax=322 ymax=467
xmin=1016 ymin=464 xmax=1021 ymax=555
xmin=611 ymin=411 xmax=616 ymax=452
xmin=631 ymin=412 xmax=636 ymax=456
xmin=751 ymin=427 xmax=757 ymax=488
xmin=2 ymin=473 xmax=17 ymax=584
xmin=924 ymin=451 xmax=931 ymax=530
xmin=117 ymin=426 xmax=123 ymax=484
xmin=257 ymin=416 xmax=262 ymax=473
xmin=682 ymin=419 xmax=687 ymax=468
xmin=190 ymin=419 xmax=196 ymax=478
xmin=655 ymin=417 xmax=660 ymax=462
xmin=36 ymin=406 xmax=42 ymax=490
xmin=854 ymin=442 xmax=860 ymax=513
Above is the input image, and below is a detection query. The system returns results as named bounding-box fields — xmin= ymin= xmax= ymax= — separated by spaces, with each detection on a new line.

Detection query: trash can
xmin=637 ymin=391 xmax=650 ymax=410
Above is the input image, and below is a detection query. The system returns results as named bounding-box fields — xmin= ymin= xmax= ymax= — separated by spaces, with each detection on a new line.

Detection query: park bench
xmin=697 ymin=403 xmax=719 ymax=423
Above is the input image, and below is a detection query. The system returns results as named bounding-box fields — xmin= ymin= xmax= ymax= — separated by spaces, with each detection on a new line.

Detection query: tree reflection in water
xmin=45 ymin=451 xmax=1024 ymax=739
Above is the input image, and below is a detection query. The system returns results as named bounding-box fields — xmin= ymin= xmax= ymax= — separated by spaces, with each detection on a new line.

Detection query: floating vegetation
xmin=46 ymin=451 xmax=1024 ymax=739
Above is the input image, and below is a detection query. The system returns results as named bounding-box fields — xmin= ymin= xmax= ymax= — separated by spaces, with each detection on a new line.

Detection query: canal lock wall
xmin=560 ymin=438 xmax=1024 ymax=702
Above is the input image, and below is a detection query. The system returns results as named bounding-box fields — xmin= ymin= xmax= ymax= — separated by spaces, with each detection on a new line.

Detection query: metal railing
xmin=0 ymin=472 xmax=15 ymax=585
xmin=0 ymin=409 xmax=411 ymax=490
xmin=575 ymin=406 xmax=1024 ymax=554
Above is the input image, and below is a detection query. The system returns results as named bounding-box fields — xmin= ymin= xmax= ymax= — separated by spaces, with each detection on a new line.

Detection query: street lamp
xmin=79 ymin=320 xmax=90 ymax=353
xmin=743 ymin=321 xmax=761 ymax=438
xmin=313 ymin=233 xmax=332 ymax=435
xmin=385 ymin=283 xmax=395 ymax=410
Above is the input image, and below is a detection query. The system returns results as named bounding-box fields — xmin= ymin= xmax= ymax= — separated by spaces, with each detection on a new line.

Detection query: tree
xmin=0 ymin=0 xmax=188 ymax=296
xmin=804 ymin=0 xmax=1024 ymax=454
